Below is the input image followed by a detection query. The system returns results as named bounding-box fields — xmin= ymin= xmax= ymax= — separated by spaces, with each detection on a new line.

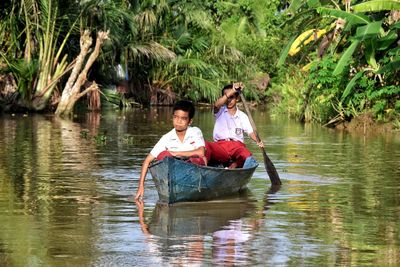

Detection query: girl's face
xmin=172 ymin=110 xmax=192 ymax=132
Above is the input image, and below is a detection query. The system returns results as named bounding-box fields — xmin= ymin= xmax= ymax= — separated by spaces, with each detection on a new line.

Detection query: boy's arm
xmin=242 ymin=112 xmax=264 ymax=148
xmin=169 ymin=146 xmax=205 ymax=158
xmin=214 ymin=82 xmax=243 ymax=113
xmin=249 ymin=132 xmax=264 ymax=148
xmin=213 ymin=88 xmax=236 ymax=113
xmin=135 ymin=154 xmax=155 ymax=201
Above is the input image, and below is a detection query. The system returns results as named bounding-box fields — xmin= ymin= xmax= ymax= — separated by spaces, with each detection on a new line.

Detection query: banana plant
xmin=316 ymin=1 xmax=400 ymax=102
xmin=277 ymin=0 xmax=400 ymax=123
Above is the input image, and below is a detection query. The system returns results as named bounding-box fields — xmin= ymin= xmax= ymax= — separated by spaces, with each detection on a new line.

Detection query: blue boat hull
xmin=149 ymin=157 xmax=258 ymax=204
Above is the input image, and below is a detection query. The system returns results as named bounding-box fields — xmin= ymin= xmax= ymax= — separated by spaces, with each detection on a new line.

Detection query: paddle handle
xmin=239 ymin=93 xmax=282 ymax=185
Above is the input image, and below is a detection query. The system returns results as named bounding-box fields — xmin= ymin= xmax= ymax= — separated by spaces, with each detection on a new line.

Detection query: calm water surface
xmin=0 ymin=107 xmax=399 ymax=266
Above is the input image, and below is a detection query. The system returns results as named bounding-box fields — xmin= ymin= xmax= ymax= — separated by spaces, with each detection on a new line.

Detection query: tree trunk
xmin=55 ymin=30 xmax=109 ymax=116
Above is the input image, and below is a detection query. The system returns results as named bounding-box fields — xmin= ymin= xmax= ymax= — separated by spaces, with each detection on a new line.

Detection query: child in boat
xmin=206 ymin=82 xmax=263 ymax=169
xmin=135 ymin=100 xmax=206 ymax=201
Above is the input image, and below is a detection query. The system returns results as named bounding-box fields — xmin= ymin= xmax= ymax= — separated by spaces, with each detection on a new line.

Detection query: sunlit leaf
xmin=353 ymin=0 xmax=400 ymax=12
xmin=365 ymin=39 xmax=378 ymax=69
xmin=277 ymin=36 xmax=297 ymax=67
xmin=342 ymin=71 xmax=365 ymax=101
xmin=287 ymin=0 xmax=304 ymax=14
xmin=307 ymin=0 xmax=321 ymax=8
xmin=355 ymin=21 xmax=382 ymax=41
xmin=333 ymin=40 xmax=360 ymax=75
xmin=317 ymin=7 xmax=371 ymax=26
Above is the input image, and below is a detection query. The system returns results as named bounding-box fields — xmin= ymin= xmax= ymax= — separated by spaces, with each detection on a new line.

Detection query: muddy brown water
xmin=1 ymin=107 xmax=399 ymax=266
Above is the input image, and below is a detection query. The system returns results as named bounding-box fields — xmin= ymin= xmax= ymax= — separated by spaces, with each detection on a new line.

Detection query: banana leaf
xmin=376 ymin=60 xmax=400 ymax=74
xmin=353 ymin=0 xmax=400 ymax=12
xmin=391 ymin=22 xmax=400 ymax=29
xmin=333 ymin=40 xmax=360 ymax=75
xmin=365 ymin=39 xmax=378 ymax=69
xmin=277 ymin=35 xmax=297 ymax=67
xmin=377 ymin=31 xmax=398 ymax=50
xmin=307 ymin=0 xmax=321 ymax=8
xmin=287 ymin=0 xmax=304 ymax=14
xmin=317 ymin=7 xmax=371 ymax=26
xmin=355 ymin=21 xmax=382 ymax=41
xmin=341 ymin=71 xmax=365 ymax=101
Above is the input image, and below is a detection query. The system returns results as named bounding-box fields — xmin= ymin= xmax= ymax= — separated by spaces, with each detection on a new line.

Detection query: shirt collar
xmin=223 ymin=106 xmax=239 ymax=117
xmin=172 ymin=127 xmax=190 ymax=142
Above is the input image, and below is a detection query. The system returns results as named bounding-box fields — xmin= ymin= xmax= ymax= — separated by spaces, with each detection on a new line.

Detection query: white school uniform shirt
xmin=213 ymin=106 xmax=253 ymax=143
xmin=150 ymin=126 xmax=205 ymax=158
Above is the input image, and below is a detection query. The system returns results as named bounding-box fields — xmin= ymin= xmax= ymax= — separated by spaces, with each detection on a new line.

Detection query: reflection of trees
xmin=0 ymin=114 xmax=101 ymax=266
xmin=244 ymin=111 xmax=400 ymax=265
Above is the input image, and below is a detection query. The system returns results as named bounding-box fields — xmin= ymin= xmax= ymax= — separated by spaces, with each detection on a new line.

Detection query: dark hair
xmin=173 ymin=100 xmax=195 ymax=119
xmin=221 ymin=84 xmax=239 ymax=97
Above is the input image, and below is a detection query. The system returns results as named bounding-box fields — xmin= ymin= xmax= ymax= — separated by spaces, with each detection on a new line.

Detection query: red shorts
xmin=156 ymin=151 xmax=206 ymax=166
xmin=205 ymin=140 xmax=251 ymax=167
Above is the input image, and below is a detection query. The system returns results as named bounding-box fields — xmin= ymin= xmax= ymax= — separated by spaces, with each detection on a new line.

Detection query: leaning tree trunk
xmin=55 ymin=30 xmax=109 ymax=117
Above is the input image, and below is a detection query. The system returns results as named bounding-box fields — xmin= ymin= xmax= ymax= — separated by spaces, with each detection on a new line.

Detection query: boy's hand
xmin=232 ymin=82 xmax=244 ymax=93
xmin=256 ymin=140 xmax=264 ymax=148
xmin=135 ymin=187 xmax=144 ymax=201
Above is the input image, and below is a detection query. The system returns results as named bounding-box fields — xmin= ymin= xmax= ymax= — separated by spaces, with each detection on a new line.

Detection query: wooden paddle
xmin=238 ymin=91 xmax=282 ymax=185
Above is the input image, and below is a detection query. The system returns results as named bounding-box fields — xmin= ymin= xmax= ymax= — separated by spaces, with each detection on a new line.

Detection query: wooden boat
xmin=148 ymin=156 xmax=258 ymax=204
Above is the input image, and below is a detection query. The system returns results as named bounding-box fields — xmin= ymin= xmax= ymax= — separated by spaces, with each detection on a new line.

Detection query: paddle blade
xmin=261 ymin=147 xmax=282 ymax=185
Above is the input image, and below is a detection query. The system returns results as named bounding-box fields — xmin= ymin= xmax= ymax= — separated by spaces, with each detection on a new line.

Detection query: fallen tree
xmin=55 ymin=30 xmax=109 ymax=117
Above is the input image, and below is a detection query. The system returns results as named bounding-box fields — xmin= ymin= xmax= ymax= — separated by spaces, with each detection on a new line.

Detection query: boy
xmin=206 ymin=82 xmax=263 ymax=168
xmin=135 ymin=100 xmax=206 ymax=201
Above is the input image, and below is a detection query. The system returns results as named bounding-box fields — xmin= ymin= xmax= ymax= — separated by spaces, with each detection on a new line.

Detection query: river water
xmin=0 ymin=107 xmax=399 ymax=266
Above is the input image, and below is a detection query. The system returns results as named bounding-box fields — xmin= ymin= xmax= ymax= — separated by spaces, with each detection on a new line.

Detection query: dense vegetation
xmin=0 ymin=0 xmax=399 ymax=126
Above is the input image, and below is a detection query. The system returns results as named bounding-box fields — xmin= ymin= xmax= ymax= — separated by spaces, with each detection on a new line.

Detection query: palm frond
xmin=129 ymin=41 xmax=176 ymax=61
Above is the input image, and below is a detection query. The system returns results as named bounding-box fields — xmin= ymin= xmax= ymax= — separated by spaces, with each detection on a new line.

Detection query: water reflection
xmin=135 ymin=186 xmax=281 ymax=266
xmin=0 ymin=113 xmax=103 ymax=267
xmin=1 ymin=109 xmax=400 ymax=266
xmin=136 ymin=194 xmax=258 ymax=266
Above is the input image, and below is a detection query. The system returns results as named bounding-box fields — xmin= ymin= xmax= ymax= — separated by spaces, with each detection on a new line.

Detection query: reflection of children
xmin=136 ymin=201 xmax=205 ymax=266
xmin=206 ymin=82 xmax=263 ymax=168
xmin=135 ymin=100 xmax=206 ymax=201
xmin=212 ymin=220 xmax=252 ymax=266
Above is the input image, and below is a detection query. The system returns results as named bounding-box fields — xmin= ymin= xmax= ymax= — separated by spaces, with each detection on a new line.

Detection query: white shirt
xmin=213 ymin=106 xmax=253 ymax=143
xmin=150 ymin=126 xmax=205 ymax=158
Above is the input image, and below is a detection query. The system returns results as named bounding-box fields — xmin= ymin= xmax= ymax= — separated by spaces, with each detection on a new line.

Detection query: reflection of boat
xmin=148 ymin=198 xmax=256 ymax=237
xmin=149 ymin=156 xmax=258 ymax=204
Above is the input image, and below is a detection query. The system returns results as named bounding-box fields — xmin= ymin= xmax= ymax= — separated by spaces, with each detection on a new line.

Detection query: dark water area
xmin=0 ymin=107 xmax=400 ymax=266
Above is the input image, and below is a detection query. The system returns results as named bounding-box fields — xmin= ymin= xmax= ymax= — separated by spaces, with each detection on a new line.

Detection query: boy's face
xmin=173 ymin=110 xmax=192 ymax=132
xmin=224 ymin=88 xmax=238 ymax=109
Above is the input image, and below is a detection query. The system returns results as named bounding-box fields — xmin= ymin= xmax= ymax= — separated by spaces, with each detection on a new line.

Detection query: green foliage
xmin=275 ymin=0 xmax=400 ymax=125
xmin=0 ymin=0 xmax=302 ymax=110
xmin=306 ymin=55 xmax=348 ymax=122
xmin=2 ymin=58 xmax=39 ymax=103
xmin=269 ymin=66 xmax=307 ymax=118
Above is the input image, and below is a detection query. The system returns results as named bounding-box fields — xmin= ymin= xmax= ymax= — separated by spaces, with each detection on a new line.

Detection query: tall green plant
xmin=1 ymin=0 xmax=79 ymax=110
xmin=278 ymin=0 xmax=400 ymax=123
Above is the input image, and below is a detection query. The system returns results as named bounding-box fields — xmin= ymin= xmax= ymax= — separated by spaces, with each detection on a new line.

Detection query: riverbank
xmin=335 ymin=113 xmax=399 ymax=134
